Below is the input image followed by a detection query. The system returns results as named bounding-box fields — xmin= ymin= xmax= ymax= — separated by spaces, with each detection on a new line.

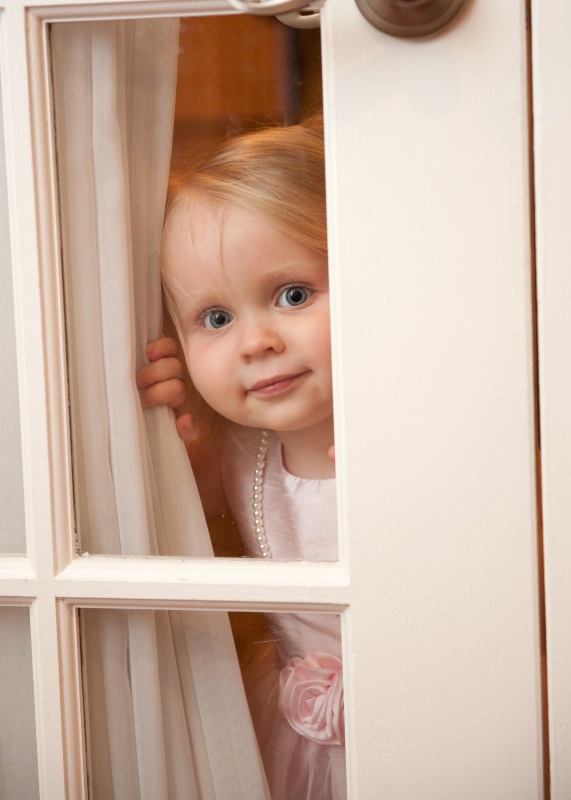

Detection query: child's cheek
xmin=188 ymin=363 xmax=213 ymax=403
xmin=310 ymin=320 xmax=332 ymax=364
xmin=185 ymin=345 xmax=211 ymax=398
xmin=188 ymin=350 xmax=231 ymax=412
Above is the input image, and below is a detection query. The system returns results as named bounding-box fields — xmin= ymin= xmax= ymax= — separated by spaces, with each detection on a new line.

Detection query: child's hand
xmin=137 ymin=337 xmax=200 ymax=444
xmin=328 ymin=445 xmax=335 ymax=462
xmin=137 ymin=337 xmax=185 ymax=411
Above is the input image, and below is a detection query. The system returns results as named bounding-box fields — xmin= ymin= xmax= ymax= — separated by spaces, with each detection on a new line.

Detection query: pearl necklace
xmin=253 ymin=430 xmax=272 ymax=558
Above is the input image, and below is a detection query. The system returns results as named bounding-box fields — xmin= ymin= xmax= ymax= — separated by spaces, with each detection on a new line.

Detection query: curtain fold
xmin=0 ymin=608 xmax=39 ymax=798
xmin=51 ymin=20 xmax=269 ymax=798
xmin=0 ymin=69 xmax=37 ymax=800
xmin=0 ymin=72 xmax=26 ymax=554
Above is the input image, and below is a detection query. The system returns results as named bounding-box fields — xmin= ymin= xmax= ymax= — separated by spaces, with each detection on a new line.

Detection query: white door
xmin=532 ymin=1 xmax=571 ymax=797
xmin=0 ymin=0 xmax=550 ymax=796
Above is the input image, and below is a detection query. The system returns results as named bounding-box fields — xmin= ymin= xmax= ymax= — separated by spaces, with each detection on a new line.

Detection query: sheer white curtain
xmin=51 ymin=20 xmax=269 ymax=798
xmin=0 ymin=77 xmax=25 ymax=555
xmin=0 ymin=71 xmax=39 ymax=799
xmin=0 ymin=608 xmax=39 ymax=799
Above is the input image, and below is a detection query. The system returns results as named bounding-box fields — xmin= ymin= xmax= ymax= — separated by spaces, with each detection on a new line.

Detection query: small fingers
xmin=146 ymin=336 xmax=180 ymax=362
xmin=328 ymin=444 xmax=335 ymax=462
xmin=176 ymin=413 xmax=201 ymax=445
xmin=139 ymin=378 xmax=187 ymax=413
xmin=136 ymin=356 xmax=183 ymax=391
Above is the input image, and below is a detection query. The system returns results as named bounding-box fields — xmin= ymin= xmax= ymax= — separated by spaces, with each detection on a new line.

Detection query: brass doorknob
xmin=355 ymin=0 xmax=468 ymax=37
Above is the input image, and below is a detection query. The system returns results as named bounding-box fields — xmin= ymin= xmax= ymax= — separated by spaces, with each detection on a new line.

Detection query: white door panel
xmin=324 ymin=0 xmax=542 ymax=795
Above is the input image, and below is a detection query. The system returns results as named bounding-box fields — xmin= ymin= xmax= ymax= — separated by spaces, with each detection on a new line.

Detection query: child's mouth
xmin=248 ymin=372 xmax=308 ymax=397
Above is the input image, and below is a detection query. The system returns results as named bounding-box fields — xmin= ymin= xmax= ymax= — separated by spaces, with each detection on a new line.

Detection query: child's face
xmin=163 ymin=199 xmax=332 ymax=435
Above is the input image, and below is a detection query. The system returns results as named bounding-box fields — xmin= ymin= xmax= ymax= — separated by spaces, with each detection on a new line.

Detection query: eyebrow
xmin=176 ymin=290 xmax=222 ymax=320
xmin=173 ymin=257 xmax=328 ymax=319
xmin=256 ymin=259 xmax=329 ymax=286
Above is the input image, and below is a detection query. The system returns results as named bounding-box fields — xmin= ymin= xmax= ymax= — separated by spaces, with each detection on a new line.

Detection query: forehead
xmin=162 ymin=197 xmax=327 ymax=289
xmin=162 ymin=196 xmax=223 ymax=270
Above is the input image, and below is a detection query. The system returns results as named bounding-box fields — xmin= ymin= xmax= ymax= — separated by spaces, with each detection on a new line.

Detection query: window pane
xmin=172 ymin=15 xmax=322 ymax=158
xmin=51 ymin=17 xmax=333 ymax=562
xmin=0 ymin=607 xmax=39 ymax=799
xmin=80 ymin=608 xmax=345 ymax=799
xmin=0 ymin=76 xmax=26 ymax=555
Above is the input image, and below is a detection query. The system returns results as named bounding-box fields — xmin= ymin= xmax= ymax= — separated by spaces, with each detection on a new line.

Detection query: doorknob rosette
xmin=355 ymin=0 xmax=468 ymax=38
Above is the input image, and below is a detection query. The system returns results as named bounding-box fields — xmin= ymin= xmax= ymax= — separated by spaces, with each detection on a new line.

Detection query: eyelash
xmin=276 ymin=284 xmax=313 ymax=307
xmin=198 ymin=307 xmax=232 ymax=331
xmin=196 ymin=283 xmax=314 ymax=329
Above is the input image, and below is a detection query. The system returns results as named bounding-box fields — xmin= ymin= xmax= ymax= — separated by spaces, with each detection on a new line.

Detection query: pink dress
xmin=222 ymin=428 xmax=346 ymax=800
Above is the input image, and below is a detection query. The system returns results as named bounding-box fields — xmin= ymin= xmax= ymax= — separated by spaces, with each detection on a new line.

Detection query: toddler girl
xmin=137 ymin=117 xmax=345 ymax=799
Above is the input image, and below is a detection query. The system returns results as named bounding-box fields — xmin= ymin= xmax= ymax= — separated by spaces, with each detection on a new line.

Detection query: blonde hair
xmin=161 ymin=116 xmax=327 ymax=427
xmin=165 ymin=115 xmax=326 ymax=256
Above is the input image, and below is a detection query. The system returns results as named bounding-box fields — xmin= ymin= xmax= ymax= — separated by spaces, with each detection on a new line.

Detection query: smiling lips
xmin=248 ymin=372 xmax=309 ymax=396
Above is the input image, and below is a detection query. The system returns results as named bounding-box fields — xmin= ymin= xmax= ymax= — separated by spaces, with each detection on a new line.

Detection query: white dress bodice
xmin=221 ymin=427 xmax=346 ymax=800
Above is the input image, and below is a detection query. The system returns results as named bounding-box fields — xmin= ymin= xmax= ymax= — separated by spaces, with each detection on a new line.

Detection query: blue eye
xmin=277 ymin=286 xmax=311 ymax=308
xmin=203 ymin=309 xmax=233 ymax=330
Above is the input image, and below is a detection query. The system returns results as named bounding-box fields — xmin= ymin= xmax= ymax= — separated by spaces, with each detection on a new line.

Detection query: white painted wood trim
xmin=531 ymin=1 xmax=571 ymax=796
xmin=0 ymin=558 xmax=36 ymax=583
xmin=57 ymin=602 xmax=88 ymax=800
xmin=56 ymin=558 xmax=350 ymax=607
xmin=2 ymin=4 xmax=60 ymax=575
xmin=2 ymin=6 xmax=69 ymax=794
xmin=29 ymin=597 xmax=67 ymax=795
xmin=25 ymin=6 xmax=78 ymax=577
xmin=26 ymin=0 xmax=238 ymax=20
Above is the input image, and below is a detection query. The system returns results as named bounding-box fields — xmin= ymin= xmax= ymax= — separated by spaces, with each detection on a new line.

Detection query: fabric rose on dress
xmin=279 ymin=652 xmax=344 ymax=745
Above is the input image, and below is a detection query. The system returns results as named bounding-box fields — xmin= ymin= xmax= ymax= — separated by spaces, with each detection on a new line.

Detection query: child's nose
xmin=239 ymin=317 xmax=285 ymax=359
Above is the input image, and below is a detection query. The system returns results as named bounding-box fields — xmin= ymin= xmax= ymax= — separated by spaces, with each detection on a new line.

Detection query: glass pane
xmin=80 ymin=608 xmax=345 ymax=799
xmin=0 ymin=607 xmax=39 ymax=799
xmin=172 ymin=15 xmax=322 ymax=158
xmin=51 ymin=17 xmax=333 ymax=561
xmin=0 ymin=76 xmax=26 ymax=555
